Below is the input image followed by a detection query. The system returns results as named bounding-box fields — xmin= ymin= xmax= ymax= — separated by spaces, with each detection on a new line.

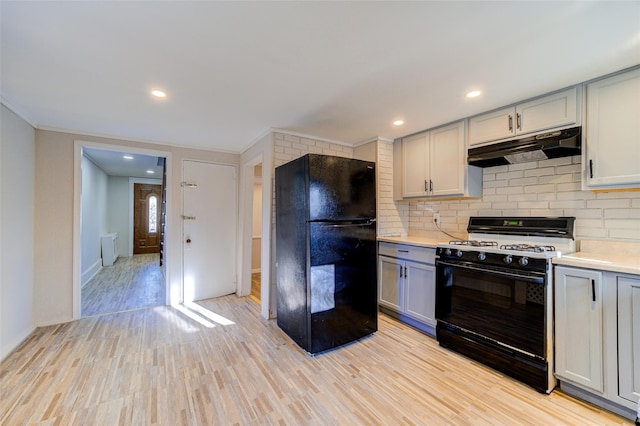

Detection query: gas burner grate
xmin=499 ymin=244 xmax=556 ymax=253
xmin=450 ymin=240 xmax=498 ymax=248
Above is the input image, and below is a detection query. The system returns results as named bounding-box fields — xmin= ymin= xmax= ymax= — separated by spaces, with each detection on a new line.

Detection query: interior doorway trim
xmin=72 ymin=140 xmax=172 ymax=320
xmin=240 ymin=149 xmax=273 ymax=320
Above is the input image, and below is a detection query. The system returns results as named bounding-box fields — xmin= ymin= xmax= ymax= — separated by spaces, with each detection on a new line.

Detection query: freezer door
xmin=308 ymin=155 xmax=375 ymax=221
xmin=308 ymin=221 xmax=378 ymax=353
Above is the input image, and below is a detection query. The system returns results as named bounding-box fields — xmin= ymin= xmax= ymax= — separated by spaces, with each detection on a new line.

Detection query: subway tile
xmin=539 ymin=174 xmax=573 ymax=184
xmin=609 ymin=228 xmax=640 ymax=240
xmin=587 ymin=199 xmax=632 ymax=209
xmin=496 ymin=170 xmax=524 ymax=180
xmin=508 ymin=177 xmax=538 ymax=187
xmin=563 ymin=208 xmax=603 ymax=219
xmin=549 ymin=200 xmax=586 ymax=209
xmin=518 ymin=201 xmax=549 ymax=209
xmin=524 ymin=167 xmax=556 ymax=177
xmin=604 ymin=209 xmax=640 ymax=219
xmin=556 ymin=181 xmax=582 ymax=192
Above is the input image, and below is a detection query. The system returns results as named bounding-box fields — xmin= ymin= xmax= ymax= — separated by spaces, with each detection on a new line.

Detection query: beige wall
xmin=34 ymin=129 xmax=240 ymax=325
xmin=1 ymin=105 xmax=35 ymax=360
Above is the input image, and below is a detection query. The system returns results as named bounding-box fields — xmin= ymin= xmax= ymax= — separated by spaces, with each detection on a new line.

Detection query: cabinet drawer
xmin=379 ymin=242 xmax=435 ymax=264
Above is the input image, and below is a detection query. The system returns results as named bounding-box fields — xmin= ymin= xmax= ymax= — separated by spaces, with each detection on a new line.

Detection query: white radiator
xmin=101 ymin=233 xmax=119 ymax=266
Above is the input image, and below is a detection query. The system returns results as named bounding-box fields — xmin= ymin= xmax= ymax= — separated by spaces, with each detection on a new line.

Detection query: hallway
xmin=81 ymin=254 xmax=165 ymax=317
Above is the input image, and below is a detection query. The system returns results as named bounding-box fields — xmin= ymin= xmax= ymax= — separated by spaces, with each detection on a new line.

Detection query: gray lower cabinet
xmin=378 ymin=242 xmax=436 ymax=335
xmin=554 ymin=266 xmax=604 ymax=392
xmin=615 ymin=275 xmax=640 ymax=405
xmin=554 ymin=265 xmax=640 ymax=420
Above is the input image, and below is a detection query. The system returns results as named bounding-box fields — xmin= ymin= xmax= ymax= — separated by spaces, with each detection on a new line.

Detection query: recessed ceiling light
xmin=151 ymin=89 xmax=166 ymax=98
xmin=123 ymin=155 xmax=134 ymax=160
xmin=393 ymin=120 xmax=405 ymax=126
xmin=466 ymin=90 xmax=481 ymax=98
xmin=146 ymin=170 xmax=155 ymax=174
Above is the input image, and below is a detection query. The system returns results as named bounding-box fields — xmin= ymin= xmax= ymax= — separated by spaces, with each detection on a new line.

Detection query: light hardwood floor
xmin=251 ymin=272 xmax=261 ymax=302
xmin=1 ymin=296 xmax=631 ymax=425
xmin=81 ymin=254 xmax=165 ymax=317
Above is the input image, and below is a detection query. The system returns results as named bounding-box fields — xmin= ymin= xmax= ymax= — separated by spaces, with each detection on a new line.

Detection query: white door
xmin=183 ymin=160 xmax=237 ymax=302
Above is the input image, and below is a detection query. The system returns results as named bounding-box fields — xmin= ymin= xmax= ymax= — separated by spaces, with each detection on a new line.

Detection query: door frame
xmin=72 ymin=140 xmax=172 ymax=320
xmin=240 ymin=150 xmax=273 ymax=319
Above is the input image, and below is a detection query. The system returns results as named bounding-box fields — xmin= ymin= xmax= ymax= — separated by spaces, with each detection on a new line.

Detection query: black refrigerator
xmin=275 ymin=154 xmax=378 ymax=354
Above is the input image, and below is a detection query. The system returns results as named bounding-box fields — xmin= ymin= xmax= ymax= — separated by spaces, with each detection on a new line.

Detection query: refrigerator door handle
xmin=317 ymin=219 xmax=376 ymax=228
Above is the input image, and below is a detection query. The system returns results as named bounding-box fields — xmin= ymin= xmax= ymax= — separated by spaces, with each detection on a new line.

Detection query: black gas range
xmin=435 ymin=217 xmax=576 ymax=393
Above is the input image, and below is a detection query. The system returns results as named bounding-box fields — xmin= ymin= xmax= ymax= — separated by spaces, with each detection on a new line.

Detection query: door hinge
xmin=181 ymin=182 xmax=198 ymax=188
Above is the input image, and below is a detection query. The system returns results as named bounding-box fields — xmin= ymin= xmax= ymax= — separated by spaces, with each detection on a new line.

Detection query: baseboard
xmin=559 ymin=380 xmax=636 ymax=420
xmin=81 ymin=259 xmax=103 ymax=287
xmin=1 ymin=325 xmax=36 ymax=362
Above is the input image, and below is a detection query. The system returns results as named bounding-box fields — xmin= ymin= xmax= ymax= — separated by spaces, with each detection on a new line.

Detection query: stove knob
xmin=445 ymin=249 xmax=452 ymax=256
xmin=503 ymin=255 xmax=513 ymax=264
xmin=519 ymin=257 xmax=529 ymax=266
xmin=456 ymin=250 xmax=463 ymax=258
xmin=478 ymin=252 xmax=486 ymax=261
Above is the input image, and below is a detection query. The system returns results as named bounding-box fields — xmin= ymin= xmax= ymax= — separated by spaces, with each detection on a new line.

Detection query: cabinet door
xmin=379 ymin=256 xmax=403 ymax=311
xmin=618 ymin=275 xmax=640 ymax=404
xmin=554 ymin=266 xmax=604 ymax=392
xmin=585 ymin=68 xmax=640 ymax=189
xmin=468 ymin=106 xmax=515 ymax=146
xmin=429 ymin=121 xmax=465 ymax=197
xmin=404 ymin=260 xmax=436 ymax=326
xmin=401 ymin=132 xmax=429 ymax=197
xmin=516 ymin=87 xmax=579 ymax=135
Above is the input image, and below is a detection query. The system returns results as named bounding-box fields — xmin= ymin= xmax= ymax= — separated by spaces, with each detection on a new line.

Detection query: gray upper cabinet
xmin=468 ymin=86 xmax=581 ymax=147
xmin=583 ymin=67 xmax=640 ymax=190
xmin=395 ymin=120 xmax=482 ymax=200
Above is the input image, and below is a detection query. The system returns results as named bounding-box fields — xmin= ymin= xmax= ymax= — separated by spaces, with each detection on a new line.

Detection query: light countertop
xmin=552 ymin=239 xmax=640 ymax=276
xmin=377 ymin=235 xmax=443 ymax=249
xmin=553 ymin=253 xmax=640 ymax=276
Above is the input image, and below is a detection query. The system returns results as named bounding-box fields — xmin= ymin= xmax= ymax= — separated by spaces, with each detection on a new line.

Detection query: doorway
xmin=250 ymin=165 xmax=263 ymax=302
xmin=133 ymin=183 xmax=162 ymax=254
xmin=75 ymin=144 xmax=169 ymax=318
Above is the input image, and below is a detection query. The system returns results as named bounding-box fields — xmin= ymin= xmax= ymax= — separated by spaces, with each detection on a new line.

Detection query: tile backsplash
xmin=405 ymin=155 xmax=640 ymax=241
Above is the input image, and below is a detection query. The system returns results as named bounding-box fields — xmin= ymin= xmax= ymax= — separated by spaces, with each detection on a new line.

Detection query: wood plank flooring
xmin=251 ymin=272 xmax=261 ymax=302
xmin=81 ymin=254 xmax=165 ymax=317
xmin=1 ymin=295 xmax=632 ymax=425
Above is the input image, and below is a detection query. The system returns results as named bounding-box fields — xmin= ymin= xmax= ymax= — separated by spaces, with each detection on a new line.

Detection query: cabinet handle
xmin=398 ymin=249 xmax=409 ymax=253
xmin=508 ymin=115 xmax=513 ymax=132
xmin=424 ymin=180 xmax=428 ymax=193
xmin=399 ymin=265 xmax=403 ymax=279
xmin=591 ymin=279 xmax=596 ymax=302
xmin=516 ymin=113 xmax=522 ymax=130
xmin=429 ymin=180 xmax=433 ymax=193
xmin=404 ymin=266 xmax=408 ymax=279
xmin=589 ymin=159 xmax=594 ymax=179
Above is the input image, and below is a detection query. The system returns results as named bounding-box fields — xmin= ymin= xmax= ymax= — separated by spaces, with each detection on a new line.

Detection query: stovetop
xmin=437 ymin=216 xmax=577 ymax=261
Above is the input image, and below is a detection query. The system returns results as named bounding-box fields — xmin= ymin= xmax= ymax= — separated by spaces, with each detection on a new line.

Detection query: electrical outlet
xmin=433 ymin=212 xmax=440 ymax=225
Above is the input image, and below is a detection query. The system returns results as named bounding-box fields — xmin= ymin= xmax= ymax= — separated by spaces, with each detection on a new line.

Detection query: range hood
xmin=468 ymin=126 xmax=581 ymax=168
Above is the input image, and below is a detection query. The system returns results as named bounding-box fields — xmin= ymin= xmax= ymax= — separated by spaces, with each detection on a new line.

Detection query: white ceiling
xmin=2 ymin=1 xmax=639 ymax=154
xmin=83 ymin=147 xmax=164 ymax=179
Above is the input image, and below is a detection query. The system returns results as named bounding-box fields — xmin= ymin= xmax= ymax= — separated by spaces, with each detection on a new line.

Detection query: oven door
xmin=435 ymin=259 xmax=547 ymax=358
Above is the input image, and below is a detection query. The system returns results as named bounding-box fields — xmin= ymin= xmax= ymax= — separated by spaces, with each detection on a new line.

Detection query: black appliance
xmin=435 ymin=217 xmax=576 ymax=393
xmin=275 ymin=154 xmax=377 ymax=354
xmin=468 ymin=126 xmax=581 ymax=167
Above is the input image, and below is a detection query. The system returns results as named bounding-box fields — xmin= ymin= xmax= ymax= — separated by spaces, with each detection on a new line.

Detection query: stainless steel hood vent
xmin=468 ymin=126 xmax=581 ymax=168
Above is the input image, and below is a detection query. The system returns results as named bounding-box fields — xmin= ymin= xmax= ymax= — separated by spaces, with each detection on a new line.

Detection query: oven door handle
xmin=436 ymin=260 xmax=545 ymax=283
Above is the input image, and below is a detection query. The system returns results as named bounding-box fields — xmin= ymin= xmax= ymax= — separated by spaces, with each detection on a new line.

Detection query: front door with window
xmin=134 ymin=183 xmax=162 ymax=254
